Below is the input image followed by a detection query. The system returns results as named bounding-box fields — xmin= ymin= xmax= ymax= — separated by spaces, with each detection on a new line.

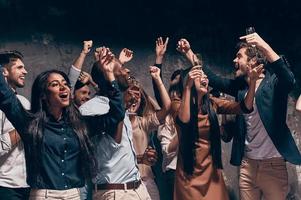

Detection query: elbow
xmin=296 ymin=105 xmax=301 ymax=112
xmin=286 ymin=76 xmax=296 ymax=91
xmin=240 ymin=101 xmax=253 ymax=114
xmin=117 ymin=108 xmax=126 ymax=122
xmin=178 ymin=114 xmax=190 ymax=123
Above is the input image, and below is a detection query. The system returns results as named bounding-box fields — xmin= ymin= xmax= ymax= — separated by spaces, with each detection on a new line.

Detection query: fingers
xmin=156 ymin=37 xmax=169 ymax=48
xmin=145 ymin=147 xmax=158 ymax=161
xmin=164 ymin=37 xmax=169 ymax=47
xmin=124 ymin=48 xmax=133 ymax=57
xmin=149 ymin=66 xmax=160 ymax=73
xmin=254 ymin=64 xmax=264 ymax=74
xmin=239 ymin=33 xmax=259 ymax=46
xmin=156 ymin=37 xmax=163 ymax=46
xmin=83 ymin=40 xmax=93 ymax=47
xmin=176 ymin=38 xmax=190 ymax=53
xmin=99 ymin=47 xmax=114 ymax=65
xmin=83 ymin=40 xmax=93 ymax=53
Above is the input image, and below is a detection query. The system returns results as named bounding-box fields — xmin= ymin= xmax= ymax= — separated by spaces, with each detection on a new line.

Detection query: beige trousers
xmin=239 ymin=157 xmax=288 ymax=200
xmin=29 ymin=188 xmax=80 ymax=200
xmin=142 ymin=179 xmax=160 ymax=200
xmin=93 ymin=183 xmax=151 ymax=200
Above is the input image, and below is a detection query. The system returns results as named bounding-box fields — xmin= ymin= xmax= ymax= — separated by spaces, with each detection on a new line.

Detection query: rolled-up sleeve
xmin=0 ymin=132 xmax=12 ymax=156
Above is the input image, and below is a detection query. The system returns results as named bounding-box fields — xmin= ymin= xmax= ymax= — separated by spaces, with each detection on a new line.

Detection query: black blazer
xmin=203 ymin=57 xmax=301 ymax=166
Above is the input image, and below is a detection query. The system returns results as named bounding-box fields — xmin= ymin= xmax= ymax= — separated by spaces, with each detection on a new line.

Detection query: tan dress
xmin=174 ymin=97 xmax=243 ymax=200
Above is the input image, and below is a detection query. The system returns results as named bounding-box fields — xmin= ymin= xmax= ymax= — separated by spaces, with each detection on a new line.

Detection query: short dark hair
xmin=170 ymin=69 xmax=182 ymax=81
xmin=0 ymin=50 xmax=23 ymax=66
xmin=236 ymin=42 xmax=267 ymax=65
xmin=74 ymin=80 xmax=88 ymax=93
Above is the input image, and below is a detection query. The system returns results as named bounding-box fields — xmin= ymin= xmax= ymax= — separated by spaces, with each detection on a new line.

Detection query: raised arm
xmin=78 ymin=71 xmax=99 ymax=92
xmin=213 ymin=64 xmax=263 ymax=114
xmin=85 ymin=48 xmax=125 ymax=141
xmin=150 ymin=66 xmax=171 ymax=123
xmin=176 ymin=38 xmax=242 ymax=97
xmin=153 ymin=37 xmax=169 ymax=107
xmin=69 ymin=40 xmax=93 ymax=91
xmin=178 ymin=66 xmax=202 ymax=123
xmin=0 ymin=73 xmax=30 ymax=141
xmin=118 ymin=48 xmax=133 ymax=65
xmin=73 ymin=40 xmax=93 ymax=70
xmin=240 ymin=32 xmax=295 ymax=91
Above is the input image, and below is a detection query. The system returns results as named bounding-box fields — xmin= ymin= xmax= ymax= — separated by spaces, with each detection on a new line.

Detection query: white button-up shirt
xmin=0 ymin=94 xmax=30 ymax=188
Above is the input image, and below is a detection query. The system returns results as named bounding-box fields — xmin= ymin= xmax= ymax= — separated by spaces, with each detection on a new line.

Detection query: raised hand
xmin=78 ymin=71 xmax=92 ymax=84
xmin=156 ymin=37 xmax=169 ymax=57
xmin=82 ymin=40 xmax=93 ymax=54
xmin=240 ymin=33 xmax=268 ymax=49
xmin=240 ymin=32 xmax=280 ymax=63
xmin=98 ymin=47 xmax=115 ymax=81
xmin=247 ymin=64 xmax=264 ymax=83
xmin=119 ymin=48 xmax=133 ymax=65
xmin=149 ymin=66 xmax=161 ymax=81
xmin=176 ymin=38 xmax=191 ymax=54
xmin=186 ymin=66 xmax=203 ymax=89
xmin=94 ymin=47 xmax=101 ymax=61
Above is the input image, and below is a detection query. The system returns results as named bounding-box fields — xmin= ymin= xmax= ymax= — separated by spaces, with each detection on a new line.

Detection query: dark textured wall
xmin=1 ymin=37 xmax=301 ymax=199
xmin=1 ymin=0 xmax=301 ymax=199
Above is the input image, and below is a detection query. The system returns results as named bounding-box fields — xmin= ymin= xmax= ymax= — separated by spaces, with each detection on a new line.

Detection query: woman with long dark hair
xmin=0 ymin=51 xmax=125 ymax=199
xmin=174 ymin=65 xmax=262 ymax=200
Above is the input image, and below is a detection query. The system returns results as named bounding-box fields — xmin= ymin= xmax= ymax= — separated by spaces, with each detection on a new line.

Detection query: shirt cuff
xmin=1 ymin=133 xmax=12 ymax=152
xmin=71 ymin=65 xmax=81 ymax=72
xmin=106 ymin=80 xmax=120 ymax=96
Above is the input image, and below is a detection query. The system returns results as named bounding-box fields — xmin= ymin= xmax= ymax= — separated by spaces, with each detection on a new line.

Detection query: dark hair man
xmin=0 ymin=51 xmax=30 ymax=200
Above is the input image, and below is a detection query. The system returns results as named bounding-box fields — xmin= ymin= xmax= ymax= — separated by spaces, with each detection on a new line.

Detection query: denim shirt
xmin=80 ymin=97 xmax=140 ymax=184
xmin=0 ymin=72 xmax=125 ymax=189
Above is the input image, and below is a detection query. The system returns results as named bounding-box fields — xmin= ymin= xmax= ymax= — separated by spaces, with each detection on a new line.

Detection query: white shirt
xmin=79 ymin=96 xmax=140 ymax=184
xmin=0 ymin=94 xmax=30 ymax=188
xmin=157 ymin=115 xmax=178 ymax=172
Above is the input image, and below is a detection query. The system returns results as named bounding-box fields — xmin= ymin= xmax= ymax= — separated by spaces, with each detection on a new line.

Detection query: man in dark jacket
xmin=177 ymin=32 xmax=301 ymax=200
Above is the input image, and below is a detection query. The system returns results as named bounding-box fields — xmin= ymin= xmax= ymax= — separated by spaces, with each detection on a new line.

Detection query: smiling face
xmin=113 ymin=59 xmax=132 ymax=91
xmin=3 ymin=58 xmax=27 ymax=89
xmin=194 ymin=71 xmax=209 ymax=95
xmin=46 ymin=73 xmax=71 ymax=110
xmin=233 ymin=47 xmax=250 ymax=78
xmin=74 ymin=85 xmax=91 ymax=107
xmin=124 ymin=85 xmax=142 ymax=113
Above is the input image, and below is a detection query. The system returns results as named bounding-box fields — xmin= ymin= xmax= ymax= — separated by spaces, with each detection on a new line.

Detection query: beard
xmin=8 ymin=78 xmax=25 ymax=88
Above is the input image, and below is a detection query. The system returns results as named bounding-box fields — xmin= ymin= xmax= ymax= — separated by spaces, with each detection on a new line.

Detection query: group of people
xmin=0 ymin=30 xmax=300 ymax=200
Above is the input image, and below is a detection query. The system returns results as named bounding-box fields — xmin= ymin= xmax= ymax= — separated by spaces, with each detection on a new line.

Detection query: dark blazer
xmin=203 ymin=56 xmax=301 ymax=166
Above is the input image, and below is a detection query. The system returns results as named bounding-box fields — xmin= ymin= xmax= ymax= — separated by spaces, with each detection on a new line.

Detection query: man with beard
xmin=73 ymin=71 xmax=99 ymax=107
xmin=177 ymin=32 xmax=301 ymax=200
xmin=0 ymin=51 xmax=30 ymax=200
xmin=79 ymin=47 xmax=152 ymax=200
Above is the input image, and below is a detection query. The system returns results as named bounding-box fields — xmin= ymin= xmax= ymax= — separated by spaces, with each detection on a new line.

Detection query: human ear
xmin=2 ymin=67 xmax=9 ymax=77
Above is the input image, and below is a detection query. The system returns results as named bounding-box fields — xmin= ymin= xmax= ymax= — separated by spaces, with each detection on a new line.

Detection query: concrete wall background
xmin=1 ymin=35 xmax=300 ymax=200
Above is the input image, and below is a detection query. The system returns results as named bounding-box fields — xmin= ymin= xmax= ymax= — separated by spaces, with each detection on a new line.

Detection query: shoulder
xmin=16 ymin=94 xmax=30 ymax=110
xmin=79 ymin=95 xmax=110 ymax=116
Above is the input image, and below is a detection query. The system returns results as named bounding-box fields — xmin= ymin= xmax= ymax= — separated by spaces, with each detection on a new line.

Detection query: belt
xmin=95 ymin=180 xmax=141 ymax=190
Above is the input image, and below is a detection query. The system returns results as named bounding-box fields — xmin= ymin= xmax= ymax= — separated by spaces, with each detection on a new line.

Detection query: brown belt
xmin=95 ymin=180 xmax=141 ymax=190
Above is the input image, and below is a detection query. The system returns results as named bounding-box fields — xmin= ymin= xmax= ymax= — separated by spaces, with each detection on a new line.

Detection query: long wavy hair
xmin=179 ymin=75 xmax=222 ymax=175
xmin=28 ymin=69 xmax=96 ymax=179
